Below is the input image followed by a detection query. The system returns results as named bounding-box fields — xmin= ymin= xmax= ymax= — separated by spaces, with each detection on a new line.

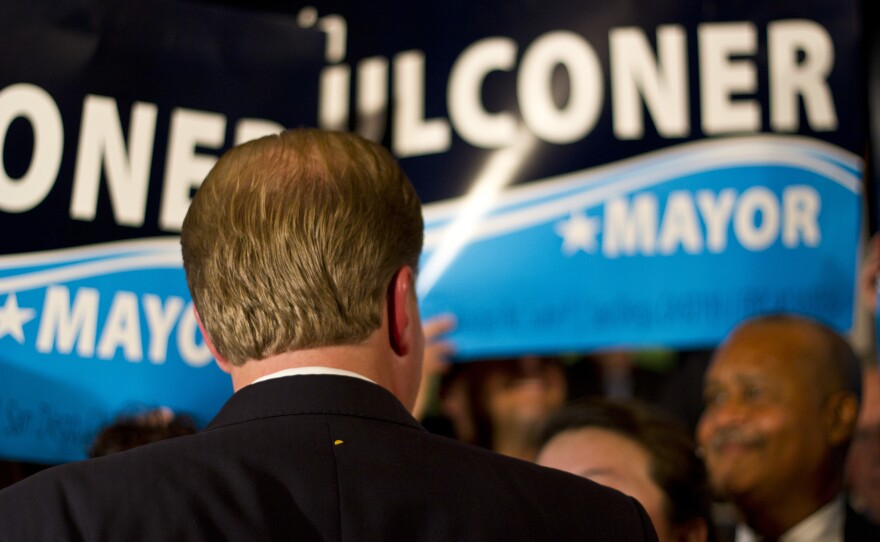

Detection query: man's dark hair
xmin=89 ymin=409 xmax=197 ymax=458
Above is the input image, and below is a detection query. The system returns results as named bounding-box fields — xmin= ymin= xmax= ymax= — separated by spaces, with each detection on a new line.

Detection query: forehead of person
xmin=697 ymin=316 xmax=856 ymax=506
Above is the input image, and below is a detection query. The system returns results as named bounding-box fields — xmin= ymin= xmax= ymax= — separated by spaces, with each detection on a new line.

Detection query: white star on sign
xmin=0 ymin=293 xmax=36 ymax=344
xmin=555 ymin=212 xmax=601 ymax=255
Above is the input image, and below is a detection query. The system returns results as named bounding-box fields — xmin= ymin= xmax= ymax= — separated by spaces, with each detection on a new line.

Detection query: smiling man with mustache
xmin=696 ymin=314 xmax=880 ymax=542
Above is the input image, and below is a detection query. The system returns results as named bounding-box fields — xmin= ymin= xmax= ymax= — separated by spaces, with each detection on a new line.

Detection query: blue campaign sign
xmin=0 ymin=240 xmax=227 ymax=463
xmin=418 ymin=135 xmax=860 ymax=357
xmin=0 ymin=0 xmax=325 ymax=462
xmin=0 ymin=0 xmax=866 ymax=462
xmin=294 ymin=0 xmax=863 ymax=354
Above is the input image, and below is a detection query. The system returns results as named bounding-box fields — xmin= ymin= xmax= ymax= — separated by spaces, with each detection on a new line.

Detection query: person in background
xmin=537 ymin=398 xmax=715 ymax=542
xmin=88 ymin=407 xmax=196 ymax=458
xmin=412 ymin=314 xmax=457 ymax=421
xmin=845 ymin=366 xmax=880 ymax=524
xmin=847 ymin=232 xmax=880 ymax=523
xmin=697 ymin=314 xmax=880 ymax=541
xmin=0 ymin=129 xmax=658 ymax=541
xmin=435 ymin=355 xmax=568 ymax=461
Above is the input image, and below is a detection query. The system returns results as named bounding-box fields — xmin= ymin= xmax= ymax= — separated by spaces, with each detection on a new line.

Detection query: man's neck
xmin=251 ymin=366 xmax=377 ymax=386
xmin=227 ymin=342 xmax=391 ymax=392
xmin=220 ymin=320 xmax=421 ymax=413
xmin=735 ymin=479 xmax=841 ymax=539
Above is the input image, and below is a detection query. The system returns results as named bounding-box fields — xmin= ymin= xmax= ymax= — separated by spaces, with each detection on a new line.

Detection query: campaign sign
xmin=293 ymin=0 xmax=863 ymax=354
xmin=419 ymin=135 xmax=861 ymax=356
xmin=0 ymin=0 xmax=324 ymax=463
xmin=0 ymin=0 xmax=866 ymax=462
xmin=0 ymin=240 xmax=223 ymax=463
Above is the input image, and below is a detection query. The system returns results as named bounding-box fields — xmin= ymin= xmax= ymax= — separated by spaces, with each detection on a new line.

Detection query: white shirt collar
xmin=734 ymin=495 xmax=845 ymax=542
xmin=250 ymin=366 xmax=377 ymax=386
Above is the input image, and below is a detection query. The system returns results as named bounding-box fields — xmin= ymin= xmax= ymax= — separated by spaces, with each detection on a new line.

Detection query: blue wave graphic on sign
xmin=0 ymin=239 xmax=229 ymax=463
xmin=418 ymin=135 xmax=862 ymax=358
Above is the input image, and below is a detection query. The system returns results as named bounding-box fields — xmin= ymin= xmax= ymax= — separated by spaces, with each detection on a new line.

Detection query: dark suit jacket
xmin=0 ymin=375 xmax=658 ymax=541
xmin=844 ymin=502 xmax=880 ymax=542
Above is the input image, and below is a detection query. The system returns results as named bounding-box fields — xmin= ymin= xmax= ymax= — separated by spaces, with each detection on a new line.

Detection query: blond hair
xmin=180 ymin=129 xmax=423 ymax=366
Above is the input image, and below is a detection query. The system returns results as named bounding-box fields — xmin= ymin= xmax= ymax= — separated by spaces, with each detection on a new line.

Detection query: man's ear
xmin=825 ymin=390 xmax=859 ymax=446
xmin=387 ymin=266 xmax=415 ymax=356
xmin=194 ymin=308 xmax=231 ymax=374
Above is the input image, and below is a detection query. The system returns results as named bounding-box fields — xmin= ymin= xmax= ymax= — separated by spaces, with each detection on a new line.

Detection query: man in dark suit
xmin=0 ymin=129 xmax=658 ymax=541
xmin=697 ymin=314 xmax=880 ymax=542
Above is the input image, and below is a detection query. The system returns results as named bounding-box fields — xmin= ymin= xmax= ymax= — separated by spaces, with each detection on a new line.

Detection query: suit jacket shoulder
xmin=0 ymin=375 xmax=658 ymax=541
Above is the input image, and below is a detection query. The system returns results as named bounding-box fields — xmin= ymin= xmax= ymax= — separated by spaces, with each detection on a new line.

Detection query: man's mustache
xmin=701 ymin=427 xmax=766 ymax=455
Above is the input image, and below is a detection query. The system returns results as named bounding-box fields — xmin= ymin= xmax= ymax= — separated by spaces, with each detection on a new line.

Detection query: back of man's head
xmin=181 ymin=129 xmax=423 ymax=366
